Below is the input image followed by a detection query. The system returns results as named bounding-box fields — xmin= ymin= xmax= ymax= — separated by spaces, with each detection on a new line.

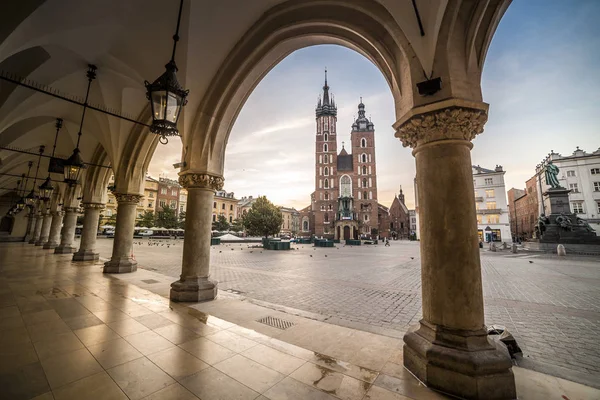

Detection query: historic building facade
xmin=156 ymin=177 xmax=181 ymax=216
xmin=300 ymin=74 xmax=379 ymax=240
xmin=473 ymin=165 xmax=511 ymax=243
xmin=508 ymin=174 xmax=539 ymax=240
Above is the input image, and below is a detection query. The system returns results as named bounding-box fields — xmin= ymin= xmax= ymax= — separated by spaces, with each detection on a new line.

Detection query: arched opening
xmin=361 ymin=138 xmax=367 ymax=147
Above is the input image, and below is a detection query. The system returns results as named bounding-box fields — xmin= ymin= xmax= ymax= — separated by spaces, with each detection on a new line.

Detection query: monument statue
xmin=576 ymin=217 xmax=596 ymax=233
xmin=544 ymin=162 xmax=561 ymax=189
xmin=555 ymin=213 xmax=573 ymax=231
xmin=536 ymin=214 xmax=549 ymax=237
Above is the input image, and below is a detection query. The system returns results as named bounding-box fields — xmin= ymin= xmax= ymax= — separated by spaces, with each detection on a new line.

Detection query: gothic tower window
xmin=361 ymin=154 xmax=366 ymax=163
xmin=324 ymin=167 xmax=329 ymax=176
xmin=363 ymin=191 xmax=368 ymax=200
xmin=361 ymin=138 xmax=366 ymax=147
xmin=324 ymin=179 xmax=329 ymax=189
xmin=340 ymin=175 xmax=352 ymax=197
xmin=323 ymin=143 xmax=328 ymax=152
xmin=363 ymin=178 xmax=367 ymax=188
xmin=324 ymin=133 xmax=328 ymax=141
xmin=362 ymin=166 xmax=367 ymax=174
xmin=325 ymin=192 xmax=329 ymax=200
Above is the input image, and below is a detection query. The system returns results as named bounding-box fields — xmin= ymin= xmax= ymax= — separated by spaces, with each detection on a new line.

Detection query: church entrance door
xmin=343 ymin=226 xmax=350 ymax=240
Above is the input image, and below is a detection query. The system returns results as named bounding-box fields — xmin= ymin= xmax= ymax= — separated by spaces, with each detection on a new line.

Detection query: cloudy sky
xmin=149 ymin=0 xmax=600 ymax=210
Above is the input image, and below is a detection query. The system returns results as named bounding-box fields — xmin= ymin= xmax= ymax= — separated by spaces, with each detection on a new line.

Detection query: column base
xmin=103 ymin=258 xmax=137 ymax=273
xmin=403 ymin=320 xmax=516 ymax=400
xmin=170 ymin=278 xmax=217 ymax=302
xmin=54 ymin=246 xmax=76 ymax=254
xmin=35 ymin=239 xmax=46 ymax=246
xmin=73 ymin=251 xmax=99 ymax=261
xmin=43 ymin=242 xmax=58 ymax=250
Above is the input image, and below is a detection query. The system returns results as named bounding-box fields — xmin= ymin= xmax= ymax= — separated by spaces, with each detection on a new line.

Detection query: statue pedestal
xmin=539 ymin=188 xmax=600 ymax=244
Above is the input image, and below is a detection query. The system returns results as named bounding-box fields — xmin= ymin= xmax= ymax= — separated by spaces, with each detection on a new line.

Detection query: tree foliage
xmin=155 ymin=205 xmax=178 ymax=229
xmin=230 ymin=218 xmax=244 ymax=233
xmin=137 ymin=211 xmax=155 ymax=228
xmin=243 ymin=196 xmax=283 ymax=238
xmin=212 ymin=214 xmax=230 ymax=232
xmin=178 ymin=211 xmax=186 ymax=229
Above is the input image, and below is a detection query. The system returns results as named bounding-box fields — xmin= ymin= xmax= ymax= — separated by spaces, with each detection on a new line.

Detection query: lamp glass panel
xmin=65 ymin=165 xmax=81 ymax=182
xmin=152 ymin=91 xmax=167 ymax=121
xmin=166 ymin=92 xmax=180 ymax=123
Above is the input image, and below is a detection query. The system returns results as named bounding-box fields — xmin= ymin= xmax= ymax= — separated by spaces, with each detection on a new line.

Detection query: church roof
xmin=339 ymin=147 xmax=348 ymax=156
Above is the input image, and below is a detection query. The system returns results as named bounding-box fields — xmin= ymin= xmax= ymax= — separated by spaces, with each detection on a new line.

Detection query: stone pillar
xmin=170 ymin=173 xmax=223 ymax=302
xmin=73 ymin=203 xmax=104 ymax=261
xmin=43 ymin=211 xmax=64 ymax=249
xmin=35 ymin=210 xmax=52 ymax=246
xmin=54 ymin=207 xmax=79 ymax=254
xmin=24 ymin=211 xmax=36 ymax=243
xmin=103 ymin=193 xmax=141 ymax=273
xmin=396 ymin=101 xmax=515 ymax=400
xmin=30 ymin=212 xmax=43 ymax=244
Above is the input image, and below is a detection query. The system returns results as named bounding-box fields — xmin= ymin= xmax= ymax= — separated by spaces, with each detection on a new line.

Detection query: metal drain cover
xmin=141 ymin=279 xmax=159 ymax=284
xmin=256 ymin=316 xmax=295 ymax=330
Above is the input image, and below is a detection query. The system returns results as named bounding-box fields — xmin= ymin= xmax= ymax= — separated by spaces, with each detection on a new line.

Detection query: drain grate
xmin=141 ymin=279 xmax=159 ymax=284
xmin=256 ymin=316 xmax=295 ymax=330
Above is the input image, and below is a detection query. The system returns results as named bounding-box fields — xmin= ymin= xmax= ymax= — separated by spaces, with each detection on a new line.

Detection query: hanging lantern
xmin=38 ymin=176 xmax=54 ymax=201
xmin=15 ymin=197 xmax=26 ymax=212
xmin=25 ymin=190 xmax=36 ymax=206
xmin=63 ymin=147 xmax=85 ymax=185
xmin=144 ymin=0 xmax=188 ymax=144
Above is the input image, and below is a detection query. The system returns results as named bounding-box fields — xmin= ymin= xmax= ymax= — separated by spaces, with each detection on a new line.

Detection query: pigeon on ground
xmin=310 ymin=255 xmax=313 ymax=257
xmin=529 ymin=261 xmax=533 ymax=263
xmin=410 ymin=257 xmax=414 ymax=260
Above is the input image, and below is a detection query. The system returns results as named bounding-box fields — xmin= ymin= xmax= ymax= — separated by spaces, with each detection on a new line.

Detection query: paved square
xmin=91 ymin=239 xmax=600 ymax=382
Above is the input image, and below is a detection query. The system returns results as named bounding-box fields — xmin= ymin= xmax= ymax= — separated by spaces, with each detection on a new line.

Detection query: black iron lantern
xmin=64 ymin=147 xmax=85 ymax=185
xmin=144 ymin=0 xmax=188 ymax=143
xmin=15 ymin=197 xmax=26 ymax=212
xmin=25 ymin=190 xmax=36 ymax=206
xmin=38 ymin=176 xmax=54 ymax=201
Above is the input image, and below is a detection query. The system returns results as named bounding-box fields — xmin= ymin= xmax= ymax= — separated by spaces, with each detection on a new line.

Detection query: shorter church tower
xmin=350 ymin=100 xmax=378 ymax=235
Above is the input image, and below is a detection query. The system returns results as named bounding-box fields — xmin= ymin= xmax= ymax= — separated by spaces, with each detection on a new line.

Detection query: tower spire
xmin=322 ymin=68 xmax=330 ymax=105
xmin=315 ymin=68 xmax=336 ymax=117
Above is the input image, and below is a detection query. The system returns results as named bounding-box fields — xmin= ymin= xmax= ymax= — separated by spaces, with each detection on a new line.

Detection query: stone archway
xmin=343 ymin=225 xmax=350 ymax=240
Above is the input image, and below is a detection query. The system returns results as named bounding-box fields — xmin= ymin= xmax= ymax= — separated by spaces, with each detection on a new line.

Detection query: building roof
xmin=472 ymin=165 xmax=504 ymax=175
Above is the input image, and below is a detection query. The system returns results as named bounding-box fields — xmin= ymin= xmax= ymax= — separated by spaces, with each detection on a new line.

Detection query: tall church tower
xmin=350 ymin=100 xmax=378 ymax=235
xmin=314 ymin=70 xmax=338 ymax=237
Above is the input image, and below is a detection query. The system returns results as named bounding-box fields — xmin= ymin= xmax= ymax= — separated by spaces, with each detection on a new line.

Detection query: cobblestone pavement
xmin=91 ymin=238 xmax=600 ymax=380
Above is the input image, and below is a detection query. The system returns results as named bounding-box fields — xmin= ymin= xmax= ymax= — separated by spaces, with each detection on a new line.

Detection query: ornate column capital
xmin=50 ymin=211 xmax=64 ymax=217
xmin=394 ymin=100 xmax=488 ymax=149
xmin=179 ymin=173 xmax=224 ymax=191
xmin=114 ymin=193 xmax=143 ymax=204
xmin=83 ymin=202 xmax=106 ymax=210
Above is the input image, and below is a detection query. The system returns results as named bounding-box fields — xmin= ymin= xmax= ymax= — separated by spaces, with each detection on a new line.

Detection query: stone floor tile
xmin=263 ymin=376 xmax=338 ymax=400
xmin=124 ymin=330 xmax=175 ymax=355
xmin=373 ymin=373 xmax=447 ymax=399
xmin=39 ymin=347 xmax=103 ymax=389
xmin=227 ymin=325 xmax=274 ymax=345
xmin=48 ymin=298 xmax=91 ymax=319
xmin=93 ymin=308 xmax=131 ymax=323
xmin=141 ymin=382 xmax=198 ymax=400
xmin=107 ymin=318 xmax=150 ymax=336
xmin=0 ymin=314 xmax=25 ymax=331
xmin=135 ymin=313 xmax=174 ymax=330
xmin=0 ymin=305 xmax=22 ymax=318
xmin=363 ymin=385 xmax=413 ymax=400
xmin=75 ymin=295 xmax=115 ymax=312
xmin=33 ymin=331 xmax=84 ymax=360
xmin=153 ymin=323 xmax=201 ymax=345
xmin=107 ymin=357 xmax=175 ymax=400
xmin=289 ymin=361 xmax=370 ymax=400
xmin=263 ymin=338 xmax=316 ymax=360
xmin=214 ymin=354 xmax=285 ymax=393
xmin=52 ymin=371 xmax=128 ymax=400
xmin=311 ymin=352 xmax=379 ymax=384
xmin=22 ymin=309 xmax=61 ymax=326
xmin=63 ymin=313 xmax=104 ymax=330
xmin=0 ymin=325 xmax=31 ymax=346
xmin=74 ymin=323 xmax=121 ymax=346
xmin=18 ymin=300 xmax=53 ymax=315
xmin=147 ymin=346 xmax=209 ymax=380
xmin=27 ymin=319 xmax=71 ymax=342
xmin=178 ymin=337 xmax=237 ymax=365
xmin=0 ymin=361 xmax=50 ymax=400
xmin=513 ymin=366 xmax=562 ymax=399
xmin=180 ymin=367 xmax=259 ymax=400
xmin=242 ymin=343 xmax=306 ymax=375
xmin=30 ymin=392 xmax=55 ymax=400
xmin=87 ymin=337 xmax=144 ymax=369
xmin=204 ymin=330 xmax=259 ymax=353
xmin=0 ymin=340 xmax=39 ymax=373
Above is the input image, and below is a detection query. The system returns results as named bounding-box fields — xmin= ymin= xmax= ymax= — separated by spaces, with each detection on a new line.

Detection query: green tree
xmin=230 ymin=218 xmax=244 ymax=233
xmin=155 ymin=205 xmax=178 ymax=229
xmin=137 ymin=211 xmax=155 ymax=228
xmin=178 ymin=211 xmax=186 ymax=229
xmin=243 ymin=196 xmax=283 ymax=238
xmin=212 ymin=214 xmax=230 ymax=232
xmin=106 ymin=214 xmax=117 ymax=226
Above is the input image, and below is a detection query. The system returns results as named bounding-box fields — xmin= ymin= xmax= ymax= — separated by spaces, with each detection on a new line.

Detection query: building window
xmin=212 ymin=214 xmax=216 ymax=222
xmin=229 ymin=216 xmax=233 ymax=222
xmin=567 ymin=170 xmax=576 ymax=177
xmin=486 ymin=215 xmax=500 ymax=224
xmin=148 ymin=202 xmax=153 ymax=208
xmin=213 ymin=202 xmax=216 ymax=208
xmin=170 ymin=200 xmax=177 ymax=208
xmin=159 ymin=200 xmax=166 ymax=208
xmin=230 ymin=205 xmax=233 ymax=210
xmin=484 ymin=178 xmax=493 ymax=185
xmin=361 ymin=138 xmax=366 ymax=148
xmin=222 ymin=203 xmax=225 ymax=210
xmin=591 ymin=168 xmax=600 ymax=175
xmin=324 ymin=214 xmax=329 ymax=222
xmin=361 ymin=178 xmax=367 ymax=188
xmin=362 ymin=166 xmax=367 ymax=174
xmin=597 ymin=201 xmax=600 ymax=213
xmin=571 ymin=202 xmax=584 ymax=214
xmin=149 ymin=192 xmax=154 ymax=198
xmin=361 ymin=154 xmax=366 ymax=163
xmin=161 ymin=188 xmax=167 ymax=194
xmin=569 ymin=183 xmax=579 ymax=193
xmin=323 ymin=143 xmax=328 ymax=152
xmin=363 ymin=191 xmax=367 ymax=200
xmin=594 ymin=182 xmax=600 ymax=192
xmin=364 ymin=214 xmax=369 ymax=222
xmin=486 ymin=201 xmax=496 ymax=210
xmin=303 ymin=220 xmax=309 ymax=231
xmin=324 ymin=167 xmax=329 ymax=176
xmin=324 ymin=133 xmax=328 ymax=141
xmin=324 ymin=192 xmax=329 ymax=200
xmin=324 ymin=179 xmax=329 ymax=189
xmin=106 ymin=209 xmax=113 ymax=217
xmin=476 ymin=215 xmax=482 ymax=224
xmin=485 ymin=189 xmax=495 ymax=198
